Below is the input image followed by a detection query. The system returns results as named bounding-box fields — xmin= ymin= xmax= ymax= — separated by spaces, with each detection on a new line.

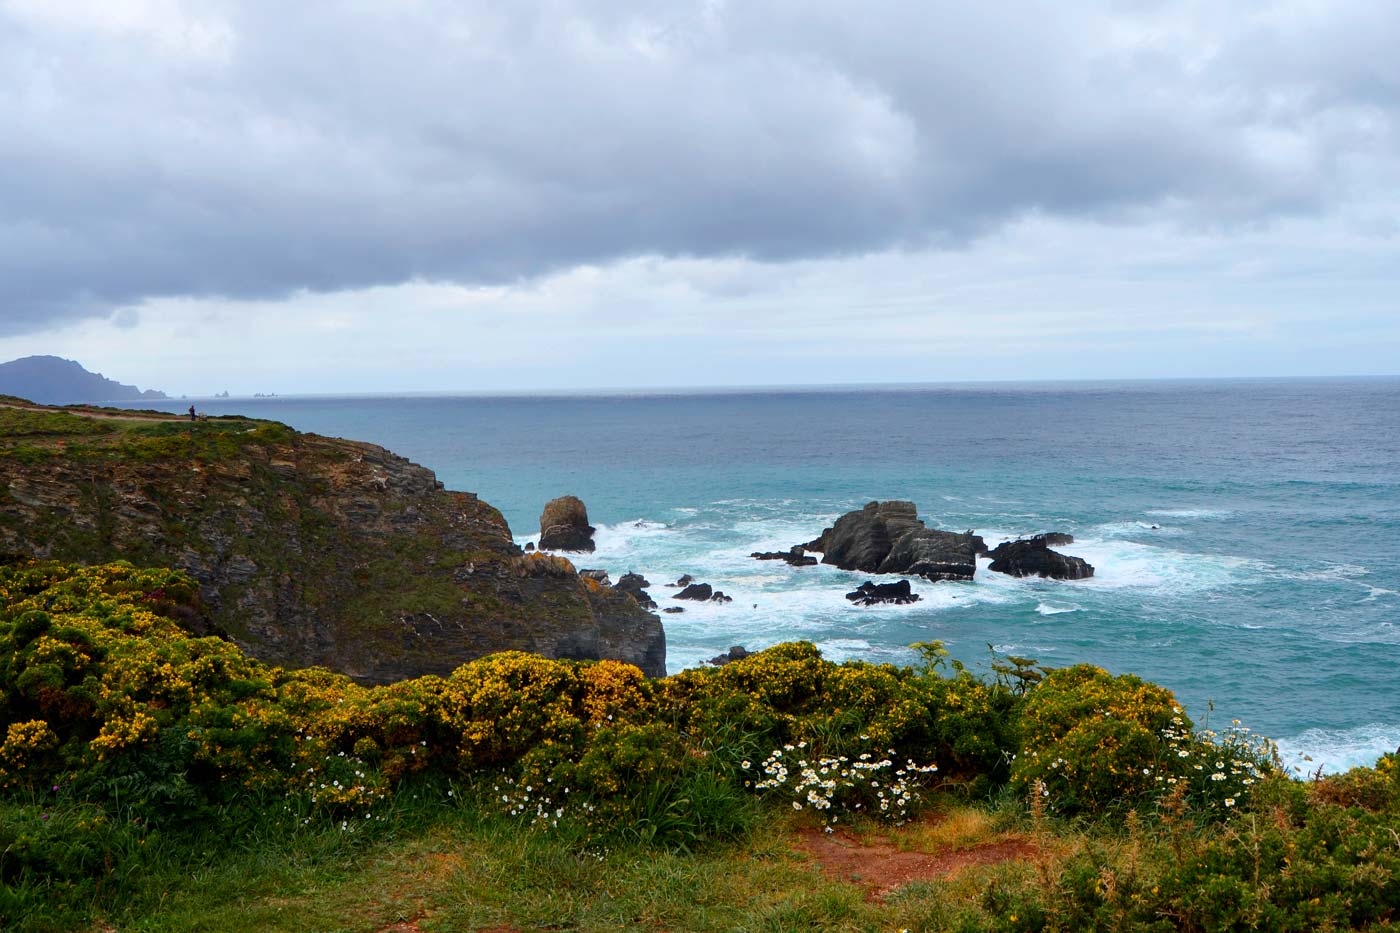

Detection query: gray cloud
xmin=1 ymin=0 xmax=1396 ymax=336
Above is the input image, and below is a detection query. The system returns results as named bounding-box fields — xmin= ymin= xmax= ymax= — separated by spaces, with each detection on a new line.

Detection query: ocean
xmin=120 ymin=378 xmax=1400 ymax=774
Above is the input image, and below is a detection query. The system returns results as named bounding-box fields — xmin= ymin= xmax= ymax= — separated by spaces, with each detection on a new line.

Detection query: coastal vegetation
xmin=4 ymin=559 xmax=1399 ymax=930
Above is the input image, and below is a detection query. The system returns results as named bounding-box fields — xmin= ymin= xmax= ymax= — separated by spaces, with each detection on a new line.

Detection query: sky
xmin=0 ymin=0 xmax=1397 ymax=395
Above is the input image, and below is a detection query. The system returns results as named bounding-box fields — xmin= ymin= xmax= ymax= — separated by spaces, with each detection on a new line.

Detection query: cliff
xmin=0 ymin=400 xmax=664 ymax=681
xmin=0 ymin=355 xmax=167 ymax=404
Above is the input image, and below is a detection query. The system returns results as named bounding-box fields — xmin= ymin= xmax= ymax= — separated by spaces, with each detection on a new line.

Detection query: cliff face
xmin=0 ymin=402 xmax=665 ymax=681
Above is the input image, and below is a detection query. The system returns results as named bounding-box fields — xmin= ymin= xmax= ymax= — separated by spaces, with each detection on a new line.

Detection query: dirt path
xmin=0 ymin=401 xmax=184 ymax=423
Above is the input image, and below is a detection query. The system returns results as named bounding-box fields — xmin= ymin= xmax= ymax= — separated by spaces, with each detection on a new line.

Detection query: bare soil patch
xmin=794 ymin=823 xmax=1037 ymax=901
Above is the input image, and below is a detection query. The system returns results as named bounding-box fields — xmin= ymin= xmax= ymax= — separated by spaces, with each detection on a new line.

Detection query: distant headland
xmin=0 ymin=355 xmax=167 ymax=404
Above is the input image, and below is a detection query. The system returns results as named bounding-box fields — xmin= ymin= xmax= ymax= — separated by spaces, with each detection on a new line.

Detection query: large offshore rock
xmin=0 ymin=403 xmax=665 ymax=681
xmin=808 ymin=501 xmax=922 ymax=572
xmin=878 ymin=528 xmax=979 ymax=582
xmin=805 ymin=501 xmax=977 ymax=582
xmin=987 ymin=536 xmax=1094 ymax=580
xmin=538 ymin=495 xmax=596 ymax=552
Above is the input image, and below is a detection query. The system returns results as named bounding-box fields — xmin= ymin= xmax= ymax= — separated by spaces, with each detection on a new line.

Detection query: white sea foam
xmin=1035 ymin=603 xmax=1084 ymax=616
xmin=1092 ymin=520 xmax=1185 ymax=538
xmin=1145 ymin=508 xmax=1235 ymax=520
xmin=1274 ymin=723 xmax=1400 ymax=775
xmin=991 ymin=643 xmax=1057 ymax=655
xmin=1069 ymin=536 xmax=1265 ymax=593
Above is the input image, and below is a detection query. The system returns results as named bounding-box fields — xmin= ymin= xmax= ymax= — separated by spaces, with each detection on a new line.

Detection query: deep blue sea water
xmin=121 ymin=379 xmax=1400 ymax=772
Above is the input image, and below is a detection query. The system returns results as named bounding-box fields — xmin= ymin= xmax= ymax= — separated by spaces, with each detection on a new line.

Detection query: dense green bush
xmin=1011 ymin=665 xmax=1273 ymax=816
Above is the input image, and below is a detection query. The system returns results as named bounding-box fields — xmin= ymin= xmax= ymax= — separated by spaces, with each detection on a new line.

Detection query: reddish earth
xmin=794 ymin=826 xmax=1037 ymax=901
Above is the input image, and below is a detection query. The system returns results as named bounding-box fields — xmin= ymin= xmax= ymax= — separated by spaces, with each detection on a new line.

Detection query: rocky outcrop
xmin=538 ymin=495 xmax=596 ymax=552
xmin=0 ymin=405 xmax=665 ymax=681
xmin=877 ymin=528 xmax=979 ymax=582
xmin=675 ymin=582 xmax=713 ymax=601
xmin=845 ymin=579 xmax=920 ymax=605
xmin=708 ymin=645 xmax=750 ymax=666
xmin=673 ymin=582 xmax=732 ymax=603
xmin=804 ymin=501 xmax=979 ymax=582
xmin=751 ymin=546 xmax=818 ymax=567
xmin=987 ymin=536 xmax=1094 ymax=580
xmin=614 ymin=572 xmax=656 ymax=609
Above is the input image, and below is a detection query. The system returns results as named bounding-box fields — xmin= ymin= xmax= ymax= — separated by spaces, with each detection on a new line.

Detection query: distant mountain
xmin=0 ymin=355 xmax=167 ymax=405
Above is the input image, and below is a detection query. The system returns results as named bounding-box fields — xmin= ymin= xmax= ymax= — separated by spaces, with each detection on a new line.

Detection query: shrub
xmin=1012 ymin=665 xmax=1186 ymax=814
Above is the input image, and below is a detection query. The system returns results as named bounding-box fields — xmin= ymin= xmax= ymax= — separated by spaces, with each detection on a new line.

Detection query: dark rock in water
xmin=845 ymin=579 xmax=920 ymax=606
xmin=523 ymin=541 xmax=535 ymax=552
xmin=801 ymin=501 xmax=978 ymax=582
xmin=809 ymin=501 xmax=922 ymax=572
xmin=878 ymin=528 xmax=978 ymax=582
xmin=988 ymin=537 xmax=1094 ymax=580
xmin=986 ymin=533 xmax=1076 ymax=561
xmin=666 ymin=574 xmax=694 ymax=588
xmin=614 ymin=572 xmax=656 ymax=609
xmin=674 ymin=582 xmax=713 ymax=601
xmin=971 ymin=533 xmax=988 ymax=556
xmin=663 ymin=606 xmax=685 ymax=614
xmin=751 ymin=546 xmax=818 ymax=567
xmin=579 ymin=569 xmax=611 ymax=586
xmin=539 ymin=495 xmax=596 ymax=552
xmin=708 ymin=645 xmax=750 ymax=666
xmin=710 ymin=590 xmax=733 ymax=603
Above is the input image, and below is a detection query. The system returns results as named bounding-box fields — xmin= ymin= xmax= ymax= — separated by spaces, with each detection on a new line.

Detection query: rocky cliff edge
xmin=0 ymin=400 xmax=665 ymax=681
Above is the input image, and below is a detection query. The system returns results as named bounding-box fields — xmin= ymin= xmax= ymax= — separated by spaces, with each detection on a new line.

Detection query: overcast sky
xmin=1 ymin=0 xmax=1397 ymax=394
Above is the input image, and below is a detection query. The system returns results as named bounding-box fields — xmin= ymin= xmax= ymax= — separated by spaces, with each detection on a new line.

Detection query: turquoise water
xmin=124 ymin=379 xmax=1400 ymax=772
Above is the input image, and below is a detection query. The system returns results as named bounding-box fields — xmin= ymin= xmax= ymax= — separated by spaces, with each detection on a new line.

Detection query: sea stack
xmin=803 ymin=501 xmax=979 ymax=582
xmin=539 ymin=495 xmax=596 ymax=552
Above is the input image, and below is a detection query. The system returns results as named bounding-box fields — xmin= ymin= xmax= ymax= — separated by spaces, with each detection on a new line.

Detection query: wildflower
xmin=1225 ymin=797 xmax=1236 ymax=807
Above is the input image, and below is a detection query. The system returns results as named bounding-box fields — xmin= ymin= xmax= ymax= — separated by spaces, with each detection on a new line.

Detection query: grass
xmin=10 ymin=782 xmax=1049 ymax=933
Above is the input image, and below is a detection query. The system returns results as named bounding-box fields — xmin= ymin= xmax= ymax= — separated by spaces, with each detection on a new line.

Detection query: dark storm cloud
xmin=1 ymin=0 xmax=1395 ymax=335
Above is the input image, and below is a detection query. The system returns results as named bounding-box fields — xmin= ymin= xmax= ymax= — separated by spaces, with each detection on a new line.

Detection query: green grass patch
xmin=0 ymin=408 xmax=115 ymax=439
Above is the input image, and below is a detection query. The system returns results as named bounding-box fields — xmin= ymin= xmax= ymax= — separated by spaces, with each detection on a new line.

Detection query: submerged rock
xmin=845 ymin=579 xmax=921 ymax=606
xmin=987 ymin=536 xmax=1094 ymax=580
xmin=751 ymin=546 xmax=819 ymax=567
xmin=538 ymin=495 xmax=596 ymax=552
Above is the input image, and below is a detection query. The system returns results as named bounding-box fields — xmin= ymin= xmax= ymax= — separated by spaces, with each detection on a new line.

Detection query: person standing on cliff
xmin=188 ymin=405 xmax=196 ymax=421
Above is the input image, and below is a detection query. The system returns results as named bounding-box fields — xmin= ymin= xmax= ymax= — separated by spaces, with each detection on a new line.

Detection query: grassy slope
xmin=16 ymin=784 xmax=1054 ymax=933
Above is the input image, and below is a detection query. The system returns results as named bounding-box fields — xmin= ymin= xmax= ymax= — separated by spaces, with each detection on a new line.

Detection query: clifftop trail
xmin=0 ymin=398 xmax=665 ymax=681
